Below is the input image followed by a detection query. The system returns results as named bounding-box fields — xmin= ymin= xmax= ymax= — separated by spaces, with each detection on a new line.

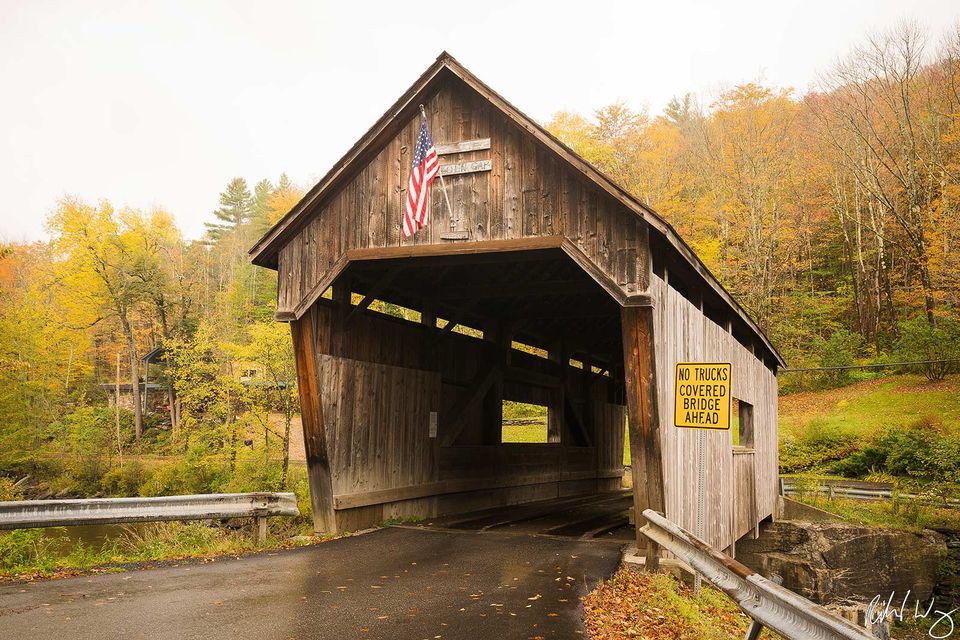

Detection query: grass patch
xmin=0 ymin=520 xmax=322 ymax=581
xmin=790 ymin=494 xmax=960 ymax=532
xmin=501 ymin=422 xmax=548 ymax=443
xmin=779 ymin=374 xmax=960 ymax=440
xmin=584 ymin=567 xmax=780 ymax=639
xmin=778 ymin=374 xmax=960 ymax=481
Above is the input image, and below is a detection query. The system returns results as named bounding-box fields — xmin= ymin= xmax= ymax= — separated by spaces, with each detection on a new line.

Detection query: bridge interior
xmin=297 ymin=246 xmax=635 ymax=533
xmin=420 ymin=489 xmax=635 ymax=541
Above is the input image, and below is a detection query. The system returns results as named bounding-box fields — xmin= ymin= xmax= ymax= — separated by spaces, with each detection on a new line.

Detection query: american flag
xmin=402 ymin=116 xmax=440 ymax=237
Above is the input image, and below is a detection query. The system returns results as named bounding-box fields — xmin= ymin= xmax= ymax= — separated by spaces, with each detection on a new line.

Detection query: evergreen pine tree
xmin=205 ymin=177 xmax=252 ymax=243
xmin=276 ymin=173 xmax=293 ymax=194
xmin=250 ymin=179 xmax=274 ymax=235
xmin=664 ymin=94 xmax=694 ymax=128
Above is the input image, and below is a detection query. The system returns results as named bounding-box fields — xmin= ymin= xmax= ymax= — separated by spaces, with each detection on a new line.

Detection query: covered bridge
xmin=250 ymin=53 xmax=784 ymax=557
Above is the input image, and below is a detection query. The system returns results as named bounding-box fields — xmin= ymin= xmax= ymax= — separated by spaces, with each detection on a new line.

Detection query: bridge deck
xmin=420 ymin=490 xmax=635 ymax=541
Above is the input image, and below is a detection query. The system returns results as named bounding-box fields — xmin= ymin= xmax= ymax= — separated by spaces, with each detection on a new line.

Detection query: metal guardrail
xmin=0 ymin=492 xmax=299 ymax=542
xmin=640 ymin=509 xmax=875 ymax=640
xmin=780 ymin=478 xmax=960 ymax=508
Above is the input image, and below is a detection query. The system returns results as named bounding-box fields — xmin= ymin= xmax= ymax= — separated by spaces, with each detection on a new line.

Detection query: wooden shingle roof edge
xmin=249 ymin=51 xmax=786 ymax=368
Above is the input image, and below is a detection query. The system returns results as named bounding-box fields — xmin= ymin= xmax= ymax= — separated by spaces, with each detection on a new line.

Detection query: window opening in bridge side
xmin=368 ymin=299 xmax=421 ymax=323
xmin=731 ymin=398 xmax=754 ymax=448
xmin=501 ymin=401 xmax=549 ymax=443
xmin=436 ymin=318 xmax=484 ymax=339
xmin=511 ymin=340 xmax=548 ymax=359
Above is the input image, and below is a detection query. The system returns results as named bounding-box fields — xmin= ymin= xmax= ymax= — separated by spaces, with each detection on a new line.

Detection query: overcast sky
xmin=2 ymin=0 xmax=958 ymax=243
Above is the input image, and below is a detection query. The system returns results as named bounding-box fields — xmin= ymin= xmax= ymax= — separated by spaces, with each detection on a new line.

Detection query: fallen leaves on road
xmin=583 ymin=567 xmax=781 ymax=640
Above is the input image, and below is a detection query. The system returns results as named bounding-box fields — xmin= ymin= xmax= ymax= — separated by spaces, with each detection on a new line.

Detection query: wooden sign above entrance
xmin=439 ymin=159 xmax=492 ymax=177
xmin=435 ymin=138 xmax=491 ymax=155
xmin=673 ymin=362 xmax=731 ymax=429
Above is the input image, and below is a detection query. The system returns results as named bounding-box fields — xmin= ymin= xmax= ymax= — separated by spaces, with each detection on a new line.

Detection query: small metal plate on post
xmin=440 ymin=231 xmax=469 ymax=241
xmin=429 ymin=411 xmax=438 ymax=438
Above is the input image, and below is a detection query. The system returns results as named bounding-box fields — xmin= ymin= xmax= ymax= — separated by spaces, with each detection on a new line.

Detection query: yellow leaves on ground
xmin=583 ymin=568 xmax=780 ymax=640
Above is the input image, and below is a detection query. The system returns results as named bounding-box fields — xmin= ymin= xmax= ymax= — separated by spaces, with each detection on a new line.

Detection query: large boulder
xmin=737 ymin=520 xmax=947 ymax=605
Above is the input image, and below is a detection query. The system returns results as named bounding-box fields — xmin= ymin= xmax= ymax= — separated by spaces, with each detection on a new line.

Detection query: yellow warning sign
xmin=674 ymin=362 xmax=731 ymax=429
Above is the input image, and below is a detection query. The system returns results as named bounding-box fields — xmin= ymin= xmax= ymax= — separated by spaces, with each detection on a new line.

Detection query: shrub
xmin=831 ymin=416 xmax=960 ymax=483
xmin=138 ymin=458 xmax=224 ymax=496
xmin=219 ymin=453 xmax=286 ymax=493
xmin=99 ymin=461 xmax=151 ymax=496
xmin=779 ymin=418 xmax=862 ymax=473
xmin=893 ymin=315 xmax=960 ymax=381
xmin=0 ymin=477 xmax=19 ymax=501
xmin=0 ymin=528 xmax=63 ymax=573
xmin=288 ymin=464 xmax=312 ymax=525
xmin=813 ymin=329 xmax=864 ymax=387
xmin=43 ymin=405 xmax=134 ymax=494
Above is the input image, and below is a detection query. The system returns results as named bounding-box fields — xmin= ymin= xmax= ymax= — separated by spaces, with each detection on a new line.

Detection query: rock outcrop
xmin=737 ymin=520 xmax=948 ymax=605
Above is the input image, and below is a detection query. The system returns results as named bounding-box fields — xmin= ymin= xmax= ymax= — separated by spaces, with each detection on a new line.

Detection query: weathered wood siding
xmin=276 ymin=77 xmax=649 ymax=317
xmin=733 ymin=449 xmax=759 ymax=540
xmin=318 ymin=354 xmax=440 ymax=499
xmin=298 ymin=300 xmax=626 ymax=532
xmin=650 ymin=273 xmax=778 ymax=551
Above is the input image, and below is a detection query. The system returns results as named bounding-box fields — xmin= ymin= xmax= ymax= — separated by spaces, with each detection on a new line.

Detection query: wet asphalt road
xmin=0 ymin=526 xmax=623 ymax=640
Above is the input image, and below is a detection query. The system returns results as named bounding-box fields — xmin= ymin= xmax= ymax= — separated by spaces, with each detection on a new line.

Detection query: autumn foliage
xmin=583 ymin=568 xmax=779 ymax=640
xmin=548 ymin=22 xmax=960 ymax=367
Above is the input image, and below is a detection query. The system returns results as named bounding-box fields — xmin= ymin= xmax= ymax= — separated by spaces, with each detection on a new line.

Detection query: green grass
xmin=0 ymin=520 xmax=321 ymax=580
xmin=500 ymin=422 xmax=549 ymax=443
xmin=778 ymin=374 xmax=960 ymax=478
xmin=779 ymin=374 xmax=960 ymax=440
xmin=791 ymin=494 xmax=960 ymax=532
xmin=501 ymin=415 xmax=633 ymax=465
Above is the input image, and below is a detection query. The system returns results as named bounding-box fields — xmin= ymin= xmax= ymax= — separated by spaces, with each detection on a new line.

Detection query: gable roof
xmin=249 ymin=52 xmax=785 ymax=368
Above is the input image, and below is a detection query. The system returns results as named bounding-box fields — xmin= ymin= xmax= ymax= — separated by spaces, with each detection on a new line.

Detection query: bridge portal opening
xmin=292 ymin=246 xmax=631 ymax=534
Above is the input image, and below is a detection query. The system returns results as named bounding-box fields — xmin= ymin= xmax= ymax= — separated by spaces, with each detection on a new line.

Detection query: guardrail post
xmin=255 ymin=516 xmax=267 ymax=544
xmin=743 ymin=575 xmax=782 ymax=640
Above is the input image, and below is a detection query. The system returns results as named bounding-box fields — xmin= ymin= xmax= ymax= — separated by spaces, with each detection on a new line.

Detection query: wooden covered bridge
xmin=250 ymin=53 xmax=784 ymax=557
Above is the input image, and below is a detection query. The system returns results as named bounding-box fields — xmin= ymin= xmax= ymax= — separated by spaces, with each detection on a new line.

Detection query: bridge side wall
xmin=292 ymin=300 xmax=625 ymax=534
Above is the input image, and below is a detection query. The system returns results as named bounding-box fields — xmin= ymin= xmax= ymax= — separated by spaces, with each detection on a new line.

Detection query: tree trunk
xmin=918 ymin=253 xmax=937 ymax=326
xmin=120 ymin=313 xmax=143 ymax=439
xmin=282 ymin=400 xmax=292 ymax=479
xmin=167 ymin=386 xmax=179 ymax=434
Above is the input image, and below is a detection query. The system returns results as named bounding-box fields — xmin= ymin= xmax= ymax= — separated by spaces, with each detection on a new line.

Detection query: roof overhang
xmin=250 ymin=52 xmax=785 ymax=368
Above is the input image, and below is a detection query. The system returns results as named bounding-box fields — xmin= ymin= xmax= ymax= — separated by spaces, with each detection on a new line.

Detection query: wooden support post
xmin=421 ymin=299 xmax=439 ymax=371
xmin=547 ymin=339 xmax=565 ymax=444
xmin=421 ymin=299 xmax=437 ymax=330
xmin=621 ymin=305 xmax=666 ymax=571
xmin=331 ymin=277 xmax=351 ymax=355
xmin=481 ymin=320 xmax=506 ymax=445
xmin=290 ymin=309 xmax=337 ymax=534
xmin=255 ymin=516 xmax=267 ymax=544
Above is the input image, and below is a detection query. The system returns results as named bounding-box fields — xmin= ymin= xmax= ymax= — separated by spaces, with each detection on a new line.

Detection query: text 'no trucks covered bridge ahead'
xmin=250 ymin=52 xmax=784 ymax=561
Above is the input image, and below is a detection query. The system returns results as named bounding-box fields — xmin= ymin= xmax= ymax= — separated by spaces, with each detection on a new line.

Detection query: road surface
xmin=0 ymin=526 xmax=623 ymax=639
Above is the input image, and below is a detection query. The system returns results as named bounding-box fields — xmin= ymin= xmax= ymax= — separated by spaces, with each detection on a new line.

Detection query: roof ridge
xmin=248 ymin=52 xmax=785 ymax=367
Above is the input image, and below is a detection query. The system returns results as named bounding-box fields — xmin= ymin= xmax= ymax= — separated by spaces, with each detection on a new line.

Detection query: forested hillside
xmin=0 ymin=174 xmax=305 ymax=497
xmin=1 ymin=23 xmax=959 ymax=500
xmin=548 ymin=23 xmax=960 ymax=371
